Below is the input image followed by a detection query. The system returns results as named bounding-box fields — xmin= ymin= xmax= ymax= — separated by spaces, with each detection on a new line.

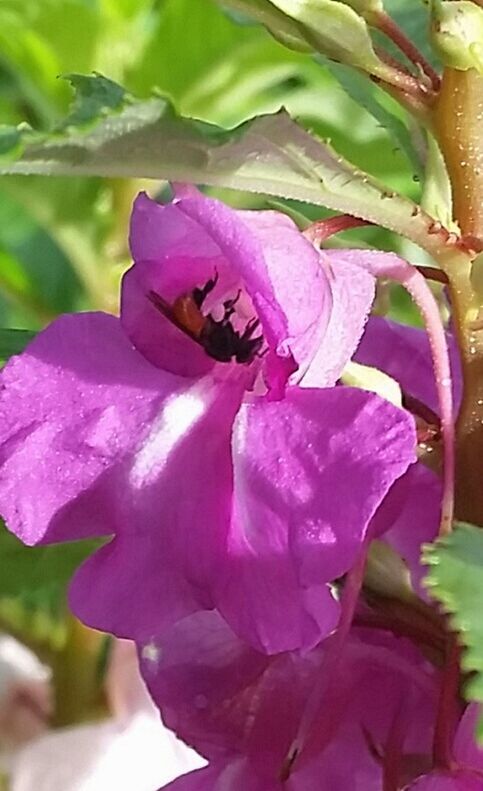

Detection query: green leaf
xmin=0 ymin=328 xmax=36 ymax=358
xmin=59 ymin=73 xmax=127 ymax=129
xmin=323 ymin=60 xmax=424 ymax=180
xmin=0 ymin=76 xmax=464 ymax=265
xmin=421 ymin=134 xmax=454 ymax=229
xmin=424 ymin=524 xmax=483 ymax=703
xmin=0 ymin=125 xmax=23 ymax=156
xmin=0 ymin=521 xmax=101 ymax=601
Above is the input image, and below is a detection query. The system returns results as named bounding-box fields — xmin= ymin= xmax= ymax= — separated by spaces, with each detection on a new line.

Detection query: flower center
xmin=148 ymin=271 xmax=264 ymax=364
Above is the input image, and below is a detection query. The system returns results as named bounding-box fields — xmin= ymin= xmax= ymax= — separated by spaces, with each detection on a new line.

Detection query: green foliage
xmin=0 ymin=74 xmax=454 ymax=264
xmin=59 ymin=73 xmax=126 ymax=129
xmin=0 ymin=0 xmax=434 ymax=335
xmin=424 ymin=524 xmax=483 ymax=703
xmin=0 ymin=521 xmax=101 ymax=604
xmin=0 ymin=328 xmax=35 ymax=359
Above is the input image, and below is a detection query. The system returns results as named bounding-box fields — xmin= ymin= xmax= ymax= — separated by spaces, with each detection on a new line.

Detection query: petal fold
xmin=215 ymin=387 xmax=416 ymax=653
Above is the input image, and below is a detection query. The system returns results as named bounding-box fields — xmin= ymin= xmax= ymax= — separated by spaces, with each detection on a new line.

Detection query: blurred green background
xmin=0 ymin=0 xmax=433 ymax=333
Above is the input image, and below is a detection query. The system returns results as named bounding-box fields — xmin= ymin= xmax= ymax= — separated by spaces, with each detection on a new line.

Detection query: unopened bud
xmin=221 ymin=0 xmax=312 ymax=51
xmin=431 ymin=0 xmax=483 ymax=73
xmin=268 ymin=0 xmax=384 ymax=72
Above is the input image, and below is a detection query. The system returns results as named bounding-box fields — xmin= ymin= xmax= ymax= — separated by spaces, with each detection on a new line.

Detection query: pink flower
xmin=139 ymin=610 xmax=439 ymax=790
xmin=0 ymin=187 xmax=416 ymax=653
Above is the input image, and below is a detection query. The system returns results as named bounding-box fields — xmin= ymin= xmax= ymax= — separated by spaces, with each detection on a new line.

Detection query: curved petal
xmin=126 ymin=191 xmax=331 ymax=388
xmin=215 ymin=387 xmax=416 ymax=653
xmin=141 ymin=611 xmax=270 ymax=762
xmin=0 ymin=313 xmax=182 ymax=545
xmin=236 ymin=210 xmax=332 ymax=380
xmin=70 ymin=373 xmax=244 ymax=641
xmin=121 ymin=263 xmax=216 ymax=378
xmin=372 ymin=464 xmax=442 ymax=597
xmin=354 ymin=316 xmax=463 ymax=417
xmin=407 ymin=773 xmax=483 ymax=790
xmin=161 ymin=762 xmax=282 ymax=791
xmin=300 ymin=250 xmax=375 ymax=388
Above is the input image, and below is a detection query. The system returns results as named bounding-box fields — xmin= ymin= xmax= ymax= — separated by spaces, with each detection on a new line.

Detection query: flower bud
xmin=268 ymin=0 xmax=385 ymax=72
xmin=431 ymin=0 xmax=483 ymax=73
xmin=221 ymin=0 xmax=312 ymax=51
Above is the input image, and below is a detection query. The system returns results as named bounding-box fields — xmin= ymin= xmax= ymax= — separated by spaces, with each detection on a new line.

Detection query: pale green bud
xmin=268 ymin=0 xmax=383 ymax=72
xmin=221 ymin=0 xmax=312 ymax=51
xmin=431 ymin=0 xmax=483 ymax=74
xmin=340 ymin=360 xmax=403 ymax=407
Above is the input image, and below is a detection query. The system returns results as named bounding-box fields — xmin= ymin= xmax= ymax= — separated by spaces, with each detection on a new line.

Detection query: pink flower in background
xmin=0 ymin=187 xmax=417 ymax=654
xmin=11 ymin=640 xmax=204 ymax=791
xmin=0 ymin=635 xmax=52 ymax=762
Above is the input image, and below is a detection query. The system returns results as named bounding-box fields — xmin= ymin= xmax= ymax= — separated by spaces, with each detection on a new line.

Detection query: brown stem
xmin=433 ymin=636 xmax=461 ymax=769
xmin=374 ymin=12 xmax=441 ymax=92
xmin=434 ymin=69 xmax=483 ymax=240
xmin=434 ymin=69 xmax=483 ymax=524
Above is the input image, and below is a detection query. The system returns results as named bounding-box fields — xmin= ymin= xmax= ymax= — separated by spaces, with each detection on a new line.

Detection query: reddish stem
xmin=375 ymin=52 xmax=434 ymax=101
xmin=433 ymin=637 xmax=461 ymax=769
xmin=383 ymin=699 xmax=408 ymax=791
xmin=343 ymin=252 xmax=455 ymax=535
xmin=374 ymin=11 xmax=441 ymax=92
xmin=304 ymin=215 xmax=372 ymax=243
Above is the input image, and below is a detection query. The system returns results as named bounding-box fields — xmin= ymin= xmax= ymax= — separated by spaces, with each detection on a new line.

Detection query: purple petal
xmin=236 ymin=210 xmax=332 ymax=380
xmin=214 ymin=386 xmax=416 ymax=652
xmin=141 ymin=610 xmax=310 ymax=773
xmin=70 ymin=373 xmax=244 ymax=641
xmin=121 ymin=263 xmax=216 ymax=378
xmin=300 ymin=250 xmax=375 ymax=388
xmin=161 ymin=762 xmax=282 ymax=791
xmin=0 ymin=313 xmax=182 ymax=544
xmin=407 ymin=773 xmax=483 ymax=790
xmin=355 ymin=316 xmax=463 ymax=416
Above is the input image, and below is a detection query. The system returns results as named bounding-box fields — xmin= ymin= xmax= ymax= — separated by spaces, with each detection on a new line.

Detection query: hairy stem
xmin=434 ymin=69 xmax=483 ymax=524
